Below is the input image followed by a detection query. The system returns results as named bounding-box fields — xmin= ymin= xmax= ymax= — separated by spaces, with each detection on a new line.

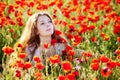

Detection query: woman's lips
xmin=46 ymin=28 xmax=51 ymax=31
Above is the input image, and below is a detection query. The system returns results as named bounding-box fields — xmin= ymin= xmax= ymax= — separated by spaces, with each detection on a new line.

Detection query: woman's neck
xmin=39 ymin=36 xmax=51 ymax=47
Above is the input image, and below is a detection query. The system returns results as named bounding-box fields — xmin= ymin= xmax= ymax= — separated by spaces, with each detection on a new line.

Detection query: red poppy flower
xmin=99 ymin=25 xmax=104 ymax=30
xmin=57 ymin=0 xmax=63 ymax=9
xmin=117 ymin=55 xmax=120 ymax=59
xmin=90 ymin=62 xmax=99 ymax=71
xmin=24 ymin=62 xmax=32 ymax=69
xmin=8 ymin=5 xmax=14 ymax=13
xmin=66 ymin=45 xmax=73 ymax=51
xmin=91 ymin=37 xmax=97 ymax=42
xmin=33 ymin=56 xmax=41 ymax=63
xmin=51 ymin=39 xmax=57 ymax=45
xmin=49 ymin=1 xmax=56 ymax=6
xmin=115 ymin=49 xmax=120 ymax=55
xmin=100 ymin=32 xmax=106 ymax=37
xmin=116 ymin=0 xmax=120 ymax=4
xmin=55 ymin=30 xmax=62 ymax=35
xmin=15 ymin=70 xmax=21 ymax=78
xmin=28 ymin=1 xmax=34 ymax=7
xmin=27 ymin=9 xmax=32 ymax=16
xmin=87 ymin=25 xmax=95 ymax=30
xmin=68 ymin=25 xmax=76 ymax=32
xmin=60 ymin=38 xmax=67 ymax=43
xmin=67 ymin=34 xmax=73 ymax=40
xmin=17 ymin=62 xmax=24 ymax=68
xmin=114 ymin=24 xmax=120 ymax=34
xmin=16 ymin=16 xmax=22 ymax=22
xmin=18 ymin=21 xmax=24 ymax=26
xmin=58 ymin=75 xmax=66 ymax=80
xmin=117 ymin=37 xmax=120 ymax=42
xmin=17 ymin=43 xmax=23 ymax=48
xmin=44 ymin=42 xmax=50 ymax=48
xmin=34 ymin=71 xmax=42 ymax=78
xmin=82 ymin=52 xmax=93 ymax=57
xmin=92 ymin=58 xmax=99 ymax=63
xmin=104 ymin=18 xmax=110 ymax=25
xmin=2 ymin=46 xmax=14 ymax=55
xmin=61 ymin=61 xmax=72 ymax=73
xmin=100 ymin=56 xmax=109 ymax=63
xmin=68 ymin=50 xmax=75 ymax=56
xmin=37 ymin=77 xmax=42 ymax=80
xmin=16 ymin=58 xmax=22 ymax=63
xmin=9 ymin=19 xmax=16 ymax=25
xmin=103 ymin=35 xmax=110 ymax=41
xmin=0 ymin=2 xmax=6 ymax=11
xmin=35 ymin=63 xmax=44 ymax=70
xmin=101 ymin=67 xmax=112 ymax=78
xmin=107 ymin=60 xmax=116 ymax=68
xmin=115 ymin=16 xmax=120 ymax=23
xmin=117 ymin=62 xmax=120 ymax=67
xmin=71 ymin=71 xmax=79 ymax=77
xmin=49 ymin=55 xmax=60 ymax=64
xmin=19 ymin=53 xmax=27 ymax=59
xmin=66 ymin=73 xmax=75 ymax=80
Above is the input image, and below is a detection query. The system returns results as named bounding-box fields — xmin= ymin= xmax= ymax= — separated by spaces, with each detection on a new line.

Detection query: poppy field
xmin=0 ymin=0 xmax=120 ymax=80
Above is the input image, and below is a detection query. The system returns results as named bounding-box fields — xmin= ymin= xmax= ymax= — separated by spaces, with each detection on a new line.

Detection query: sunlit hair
xmin=18 ymin=12 xmax=67 ymax=50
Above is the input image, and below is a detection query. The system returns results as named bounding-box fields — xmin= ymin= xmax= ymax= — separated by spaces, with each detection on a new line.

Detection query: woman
xmin=18 ymin=12 xmax=67 ymax=64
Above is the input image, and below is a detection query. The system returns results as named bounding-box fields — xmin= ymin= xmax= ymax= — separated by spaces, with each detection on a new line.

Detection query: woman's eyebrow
xmin=39 ymin=20 xmax=44 ymax=22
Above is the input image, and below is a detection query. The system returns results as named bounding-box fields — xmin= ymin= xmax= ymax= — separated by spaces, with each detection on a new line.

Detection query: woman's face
xmin=36 ymin=15 xmax=54 ymax=37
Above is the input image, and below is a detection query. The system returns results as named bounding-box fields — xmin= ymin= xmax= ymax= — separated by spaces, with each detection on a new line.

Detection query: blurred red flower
xmin=91 ymin=62 xmax=99 ymax=71
xmin=58 ymin=75 xmax=66 ymax=80
xmin=33 ymin=56 xmax=41 ymax=63
xmin=92 ymin=58 xmax=100 ymax=63
xmin=61 ymin=61 xmax=72 ymax=73
xmin=117 ymin=37 xmax=120 ymax=42
xmin=101 ymin=67 xmax=112 ymax=78
xmin=107 ymin=60 xmax=117 ymax=68
xmin=117 ymin=62 xmax=120 ymax=67
xmin=100 ymin=56 xmax=109 ymax=63
xmin=8 ymin=5 xmax=14 ymax=13
xmin=68 ymin=50 xmax=75 ymax=56
xmin=35 ymin=63 xmax=44 ymax=70
xmin=24 ymin=62 xmax=32 ymax=69
xmin=44 ymin=42 xmax=50 ymax=48
xmin=114 ymin=24 xmax=120 ymax=34
xmin=34 ymin=71 xmax=42 ymax=78
xmin=66 ymin=73 xmax=75 ymax=80
xmin=51 ymin=39 xmax=57 ymax=45
xmin=55 ymin=30 xmax=62 ymax=35
xmin=50 ymin=55 xmax=60 ymax=64
xmin=91 ymin=37 xmax=97 ymax=42
xmin=115 ymin=49 xmax=120 ymax=55
xmin=116 ymin=0 xmax=120 ymax=4
xmin=15 ymin=70 xmax=21 ymax=78
xmin=27 ymin=9 xmax=32 ymax=16
xmin=19 ymin=53 xmax=27 ymax=59
xmin=2 ymin=46 xmax=14 ymax=55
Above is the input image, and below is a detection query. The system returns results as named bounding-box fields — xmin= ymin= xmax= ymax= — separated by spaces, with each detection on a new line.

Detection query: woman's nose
xmin=46 ymin=23 xmax=50 ymax=27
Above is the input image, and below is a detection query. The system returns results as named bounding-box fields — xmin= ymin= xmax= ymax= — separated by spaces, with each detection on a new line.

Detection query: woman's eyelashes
xmin=48 ymin=20 xmax=52 ymax=23
xmin=40 ymin=21 xmax=52 ymax=25
xmin=40 ymin=22 xmax=45 ymax=25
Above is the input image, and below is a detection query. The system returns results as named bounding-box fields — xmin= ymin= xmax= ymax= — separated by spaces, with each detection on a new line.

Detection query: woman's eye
xmin=40 ymin=23 xmax=45 ymax=25
xmin=48 ymin=21 xmax=52 ymax=23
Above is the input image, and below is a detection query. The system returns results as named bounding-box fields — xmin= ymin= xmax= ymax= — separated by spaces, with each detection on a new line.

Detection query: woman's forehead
xmin=37 ymin=15 xmax=51 ymax=22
